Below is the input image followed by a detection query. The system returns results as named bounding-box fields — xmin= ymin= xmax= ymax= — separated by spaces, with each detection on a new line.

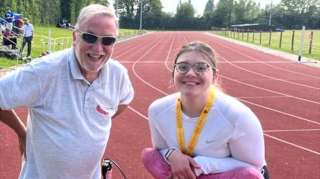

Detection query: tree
xmin=213 ymin=0 xmax=234 ymax=27
xmin=37 ymin=0 xmax=60 ymax=24
xmin=60 ymin=0 xmax=72 ymax=22
xmin=281 ymin=0 xmax=317 ymax=14
xmin=280 ymin=0 xmax=319 ymax=28
xmin=232 ymin=0 xmax=260 ymax=24
xmin=202 ymin=0 xmax=215 ymax=29
xmin=117 ymin=0 xmax=138 ymax=18
xmin=94 ymin=0 xmax=109 ymax=5
xmin=136 ymin=0 xmax=163 ymax=29
xmin=203 ymin=0 xmax=215 ymax=16
xmin=175 ymin=1 xmax=195 ymax=29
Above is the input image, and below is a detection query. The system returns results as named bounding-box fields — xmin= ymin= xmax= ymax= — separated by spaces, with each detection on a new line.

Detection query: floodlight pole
xmin=139 ymin=0 xmax=143 ymax=31
xmin=268 ymin=0 xmax=273 ymax=26
xmin=115 ymin=0 xmax=118 ymax=17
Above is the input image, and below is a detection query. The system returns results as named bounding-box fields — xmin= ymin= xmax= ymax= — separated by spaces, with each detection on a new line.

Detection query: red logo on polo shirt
xmin=96 ymin=105 xmax=108 ymax=115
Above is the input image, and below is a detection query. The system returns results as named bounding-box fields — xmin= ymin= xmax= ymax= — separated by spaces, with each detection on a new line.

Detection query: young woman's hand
xmin=167 ymin=150 xmax=200 ymax=179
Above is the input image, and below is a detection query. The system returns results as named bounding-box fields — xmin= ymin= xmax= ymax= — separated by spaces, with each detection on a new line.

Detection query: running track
xmin=0 ymin=32 xmax=319 ymax=179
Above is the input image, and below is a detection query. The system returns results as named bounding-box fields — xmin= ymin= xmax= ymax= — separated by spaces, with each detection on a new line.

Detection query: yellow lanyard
xmin=175 ymin=87 xmax=216 ymax=156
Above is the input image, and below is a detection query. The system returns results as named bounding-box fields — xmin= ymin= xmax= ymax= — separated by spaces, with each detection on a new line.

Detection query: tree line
xmin=1 ymin=0 xmax=319 ymax=30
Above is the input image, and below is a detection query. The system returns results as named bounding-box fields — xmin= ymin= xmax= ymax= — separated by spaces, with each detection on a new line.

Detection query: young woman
xmin=142 ymin=41 xmax=267 ymax=179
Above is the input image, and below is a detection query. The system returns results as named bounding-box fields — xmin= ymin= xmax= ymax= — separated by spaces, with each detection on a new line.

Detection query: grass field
xmin=0 ymin=26 xmax=140 ymax=68
xmin=214 ymin=30 xmax=320 ymax=60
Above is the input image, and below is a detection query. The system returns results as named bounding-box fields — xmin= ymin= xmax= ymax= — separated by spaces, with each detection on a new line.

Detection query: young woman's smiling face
xmin=173 ymin=51 xmax=214 ymax=98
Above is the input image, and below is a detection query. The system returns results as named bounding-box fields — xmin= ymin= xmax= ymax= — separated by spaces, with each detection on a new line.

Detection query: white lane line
xmin=219 ymin=56 xmax=320 ymax=90
xmin=131 ymin=34 xmax=173 ymax=95
xmin=128 ymin=106 xmax=148 ymax=120
xmin=265 ymin=129 xmax=320 ymax=133
xmin=221 ymin=74 xmax=320 ymax=105
xmin=264 ymin=133 xmax=320 ymax=155
xmin=241 ymin=98 xmax=320 ymax=126
xmin=238 ymin=95 xmax=289 ymax=99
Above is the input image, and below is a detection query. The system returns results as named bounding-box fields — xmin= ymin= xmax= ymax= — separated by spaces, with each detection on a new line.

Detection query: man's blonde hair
xmin=74 ymin=4 xmax=118 ymax=30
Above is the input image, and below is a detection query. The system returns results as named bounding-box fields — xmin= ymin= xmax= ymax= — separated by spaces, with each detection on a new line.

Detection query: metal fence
xmin=215 ymin=29 xmax=320 ymax=60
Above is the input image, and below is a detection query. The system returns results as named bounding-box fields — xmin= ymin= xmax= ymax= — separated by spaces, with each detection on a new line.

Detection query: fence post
xmin=298 ymin=26 xmax=305 ymax=62
xmin=48 ymin=29 xmax=52 ymax=52
xmin=291 ymin=30 xmax=295 ymax=51
xmin=279 ymin=31 xmax=283 ymax=48
xmin=259 ymin=31 xmax=262 ymax=45
xmin=268 ymin=30 xmax=272 ymax=47
xmin=252 ymin=31 xmax=255 ymax=42
xmin=308 ymin=31 xmax=313 ymax=54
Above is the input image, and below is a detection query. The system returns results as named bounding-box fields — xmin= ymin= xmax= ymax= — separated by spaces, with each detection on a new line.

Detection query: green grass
xmin=0 ymin=58 xmax=19 ymax=68
xmin=215 ymin=30 xmax=320 ymax=60
xmin=0 ymin=26 xmax=140 ymax=68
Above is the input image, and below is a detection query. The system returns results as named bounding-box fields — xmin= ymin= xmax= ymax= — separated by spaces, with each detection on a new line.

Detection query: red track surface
xmin=1 ymin=32 xmax=319 ymax=179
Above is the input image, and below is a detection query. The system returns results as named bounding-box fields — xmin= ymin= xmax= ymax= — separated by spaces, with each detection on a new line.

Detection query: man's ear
xmin=72 ymin=31 xmax=77 ymax=46
xmin=72 ymin=31 xmax=76 ymax=41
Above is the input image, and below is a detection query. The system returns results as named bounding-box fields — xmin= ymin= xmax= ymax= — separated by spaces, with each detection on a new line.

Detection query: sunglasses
xmin=76 ymin=30 xmax=116 ymax=46
xmin=174 ymin=62 xmax=211 ymax=74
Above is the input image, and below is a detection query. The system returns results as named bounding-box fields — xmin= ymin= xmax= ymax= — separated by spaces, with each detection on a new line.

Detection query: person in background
xmin=2 ymin=27 xmax=16 ymax=49
xmin=1 ymin=17 xmax=23 ymax=50
xmin=0 ymin=4 xmax=134 ymax=179
xmin=4 ymin=10 xmax=14 ymax=30
xmin=20 ymin=18 xmax=33 ymax=58
xmin=142 ymin=41 xmax=268 ymax=179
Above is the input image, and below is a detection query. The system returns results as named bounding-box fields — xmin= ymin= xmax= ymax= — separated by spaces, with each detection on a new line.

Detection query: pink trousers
xmin=141 ymin=148 xmax=263 ymax=179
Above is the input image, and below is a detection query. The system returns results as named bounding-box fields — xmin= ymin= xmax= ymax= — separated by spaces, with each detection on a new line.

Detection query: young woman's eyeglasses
xmin=76 ymin=30 xmax=116 ymax=46
xmin=174 ymin=62 xmax=211 ymax=74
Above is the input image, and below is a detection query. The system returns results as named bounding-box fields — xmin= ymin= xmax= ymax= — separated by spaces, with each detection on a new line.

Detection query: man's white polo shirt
xmin=23 ymin=23 xmax=33 ymax=37
xmin=0 ymin=48 xmax=134 ymax=179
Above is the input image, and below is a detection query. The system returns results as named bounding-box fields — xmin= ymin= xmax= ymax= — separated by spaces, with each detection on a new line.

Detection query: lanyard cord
xmin=175 ymin=87 xmax=216 ymax=156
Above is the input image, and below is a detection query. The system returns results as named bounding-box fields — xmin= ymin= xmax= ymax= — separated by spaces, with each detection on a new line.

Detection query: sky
xmin=108 ymin=0 xmax=281 ymax=16
xmin=161 ymin=0 xmax=281 ymax=16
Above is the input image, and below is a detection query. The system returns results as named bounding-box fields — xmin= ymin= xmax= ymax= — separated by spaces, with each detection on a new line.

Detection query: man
xmin=20 ymin=18 xmax=33 ymax=58
xmin=0 ymin=4 xmax=134 ymax=179
xmin=2 ymin=26 xmax=18 ymax=49
xmin=4 ymin=10 xmax=14 ymax=30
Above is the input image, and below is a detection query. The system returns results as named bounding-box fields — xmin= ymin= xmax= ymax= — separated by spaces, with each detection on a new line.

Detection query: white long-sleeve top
xmin=148 ymin=89 xmax=266 ymax=174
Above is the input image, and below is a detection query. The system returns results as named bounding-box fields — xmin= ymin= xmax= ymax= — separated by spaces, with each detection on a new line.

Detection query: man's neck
xmin=82 ymin=70 xmax=99 ymax=83
xmin=76 ymin=60 xmax=99 ymax=83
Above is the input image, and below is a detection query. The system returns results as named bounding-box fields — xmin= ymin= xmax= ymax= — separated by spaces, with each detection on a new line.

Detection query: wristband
xmin=164 ymin=148 xmax=176 ymax=161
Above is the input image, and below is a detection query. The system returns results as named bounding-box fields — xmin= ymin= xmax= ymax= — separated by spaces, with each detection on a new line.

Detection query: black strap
xmin=101 ymin=159 xmax=112 ymax=179
xmin=261 ymin=165 xmax=270 ymax=179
